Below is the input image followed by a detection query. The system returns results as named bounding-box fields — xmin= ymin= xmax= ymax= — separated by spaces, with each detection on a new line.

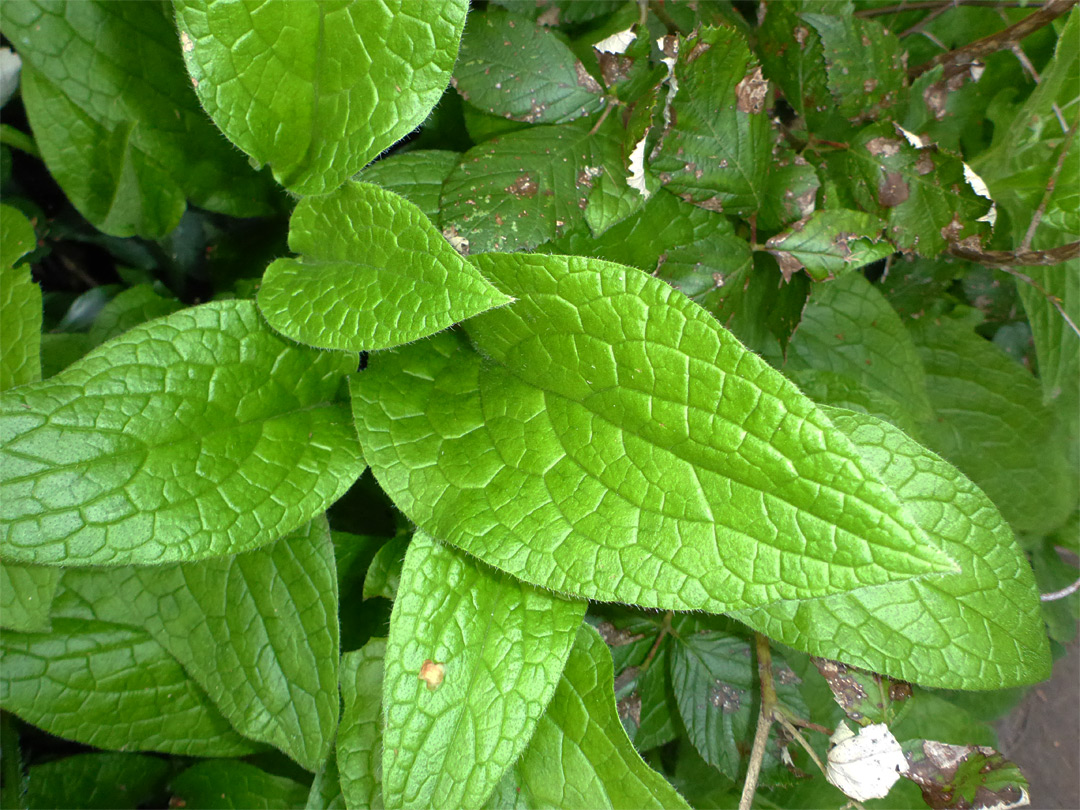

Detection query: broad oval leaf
xmin=382 ymin=531 xmax=585 ymax=809
xmin=361 ymin=150 xmax=461 ymax=221
xmin=258 ymin=182 xmax=510 ymax=352
xmin=731 ymin=407 xmax=1051 ymax=690
xmin=0 ymin=561 xmax=57 ymax=633
xmin=352 ymin=254 xmax=955 ymax=613
xmin=0 ymin=300 xmax=364 ymax=566
xmin=174 ymin=0 xmax=469 ymax=195
xmin=60 ymin=518 xmax=340 ymax=771
xmin=338 ymin=638 xmax=387 ymax=810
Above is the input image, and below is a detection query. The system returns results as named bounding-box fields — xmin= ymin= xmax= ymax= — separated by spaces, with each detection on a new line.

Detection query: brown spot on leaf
xmin=419 ymin=659 xmax=445 ymax=691
xmin=773 ymin=251 xmax=805 ymax=282
xmin=863 ymin=78 xmax=878 ymax=94
xmin=686 ymin=41 xmax=711 ymax=63
xmin=915 ymin=153 xmax=935 ymax=175
xmin=878 ymin=171 xmax=909 ymax=206
xmin=617 ymin=693 xmax=642 ymax=726
xmin=794 ymin=26 xmax=809 ymax=46
xmin=506 ymin=174 xmax=539 ymax=198
xmin=736 ymin=66 xmax=768 ymax=114
xmin=598 ymin=52 xmax=633 ymax=87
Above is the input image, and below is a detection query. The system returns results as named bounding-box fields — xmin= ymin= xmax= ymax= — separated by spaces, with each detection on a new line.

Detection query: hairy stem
xmin=947 ymin=241 xmax=1080 ymax=267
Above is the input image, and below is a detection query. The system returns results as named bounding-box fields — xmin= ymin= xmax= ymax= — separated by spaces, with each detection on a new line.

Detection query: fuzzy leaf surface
xmin=174 ymin=0 xmax=468 ymax=195
xmin=382 ymin=531 xmax=584 ymax=809
xmin=338 ymin=638 xmax=386 ymax=810
xmin=0 ymin=562 xmax=58 ymax=633
xmin=0 ymin=300 xmax=363 ymax=566
xmin=732 ymin=407 xmax=1051 ymax=690
xmin=258 ymin=182 xmax=510 ymax=352
xmin=353 ymin=254 xmax=954 ymax=613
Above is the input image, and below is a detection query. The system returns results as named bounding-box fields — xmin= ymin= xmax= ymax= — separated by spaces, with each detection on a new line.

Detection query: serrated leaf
xmin=453 ymin=8 xmax=605 ymax=124
xmin=764 ymin=209 xmax=894 ymax=282
xmin=901 ymin=740 xmax=1029 ymax=810
xmin=0 ymin=1 xmax=275 ymax=238
xmin=86 ymin=284 xmax=183 ymax=349
xmin=1 ymin=204 xmax=40 ymax=390
xmin=731 ymin=407 xmax=1051 ymax=690
xmin=783 ymin=272 xmax=934 ymax=423
xmin=362 ymin=534 xmax=409 ymax=602
xmin=257 ymin=182 xmax=510 ymax=352
xmin=0 ymin=617 xmax=258 ymax=756
xmin=801 ymin=14 xmax=908 ymax=122
xmin=671 ymin=632 xmax=806 ymax=782
xmin=170 ymin=760 xmax=309 ymax=810
xmin=0 ymin=560 xmax=58 ymax=633
xmin=382 ymin=531 xmax=585 ymax=809
xmin=649 ymin=26 xmax=771 ymax=217
xmin=338 ymin=638 xmax=386 ymax=810
xmin=361 ymin=151 xmax=461 ymax=222
xmin=352 ymin=253 xmax=955 ymax=613
xmin=24 ymin=753 xmax=170 ymax=810
xmin=60 ymin=518 xmax=340 ymax=771
xmin=174 ymin=0 xmax=468 ymax=195
xmin=758 ymin=150 xmax=821 ymax=232
xmin=440 ymin=119 xmax=639 ymax=253
xmin=911 ymin=318 xmax=1077 ymax=534
xmin=1 ymin=300 xmax=364 ymax=566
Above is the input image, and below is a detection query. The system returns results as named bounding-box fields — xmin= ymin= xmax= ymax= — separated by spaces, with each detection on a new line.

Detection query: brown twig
xmin=1021 ymin=116 xmax=1078 ymax=252
xmin=638 ymin=611 xmax=672 ymax=673
xmin=909 ymin=0 xmax=1076 ymax=80
xmin=947 ymin=241 xmax=1080 ymax=267
xmin=738 ymin=634 xmax=777 ymax=810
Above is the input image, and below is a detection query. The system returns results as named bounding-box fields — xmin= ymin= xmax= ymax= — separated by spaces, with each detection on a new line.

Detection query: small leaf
xmin=1 ymin=1 xmax=275 ymax=237
xmin=757 ymin=3 xmax=831 ymax=128
xmin=257 ymin=182 xmax=510 ymax=352
xmin=338 ymin=638 xmax=386 ymax=810
xmin=25 ymin=753 xmax=170 ymax=810
xmin=453 ymin=8 xmax=605 ymax=124
xmin=174 ymin=0 xmax=468 ymax=195
xmin=306 ymin=749 xmax=346 ymax=810
xmin=1 ymin=300 xmax=364 ymax=565
xmin=901 ymin=740 xmax=1030 ymax=810
xmin=382 ymin=531 xmax=584 ymax=809
xmin=764 ymin=209 xmax=894 ymax=282
xmin=169 ymin=760 xmax=309 ymax=810
xmin=353 ymin=254 xmax=955 ymax=614
xmin=1 ymin=204 xmax=40 ymax=390
xmin=361 ymin=151 xmax=461 ymax=222
xmin=633 ymin=642 xmax=679 ymax=752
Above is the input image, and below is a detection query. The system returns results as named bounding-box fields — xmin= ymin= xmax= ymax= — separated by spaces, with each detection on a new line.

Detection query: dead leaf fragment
xmin=419 ymin=659 xmax=445 ymax=691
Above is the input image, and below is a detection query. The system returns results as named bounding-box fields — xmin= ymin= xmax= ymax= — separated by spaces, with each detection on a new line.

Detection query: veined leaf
xmin=338 ymin=638 xmax=386 ymax=810
xmin=257 ymin=182 xmax=510 ymax=352
xmin=764 ymin=210 xmax=894 ymax=282
xmin=169 ymin=760 xmax=309 ymax=810
xmin=0 ymin=617 xmax=259 ymax=756
xmin=363 ymin=534 xmax=409 ymax=602
xmin=382 ymin=531 xmax=585 ymax=809
xmin=24 ymin=753 xmax=171 ymax=810
xmin=1 ymin=300 xmax=364 ymax=566
xmin=1 ymin=204 xmax=40 ymax=390
xmin=361 ymin=151 xmax=461 ymax=222
xmin=1017 ymin=263 xmax=1079 ymax=407
xmin=174 ymin=0 xmax=468 ymax=195
xmin=732 ymin=407 xmax=1051 ymax=690
xmin=60 ymin=518 xmax=340 ymax=772
xmin=0 ymin=1 xmax=275 ymax=238
xmin=352 ymin=253 xmax=955 ymax=613
xmin=307 ymin=749 xmax=346 ymax=810
xmin=453 ymin=8 xmax=605 ymax=124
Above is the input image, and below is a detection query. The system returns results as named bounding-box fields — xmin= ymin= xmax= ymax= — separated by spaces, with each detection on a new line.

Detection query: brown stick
xmin=738 ymin=634 xmax=777 ymax=810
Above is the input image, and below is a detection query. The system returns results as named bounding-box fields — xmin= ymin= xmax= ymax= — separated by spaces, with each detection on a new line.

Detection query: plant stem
xmin=947 ymin=241 xmax=1080 ymax=267
xmin=1041 ymin=575 xmax=1080 ymax=601
xmin=738 ymin=634 xmax=777 ymax=810
xmin=995 ymin=265 xmax=1080 ymax=340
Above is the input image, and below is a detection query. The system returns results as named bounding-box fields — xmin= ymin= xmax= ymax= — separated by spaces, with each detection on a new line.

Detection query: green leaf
xmin=504 ymin=624 xmax=692 ymax=810
xmin=0 ymin=561 xmax=58 ymax=633
xmin=649 ymin=26 xmax=771 ymax=217
xmin=0 ymin=617 xmax=258 ymax=756
xmin=453 ymin=8 xmax=605 ymax=124
xmin=174 ymin=0 xmax=468 ymax=195
xmin=764 ymin=210 xmax=894 ymax=282
xmin=338 ymin=638 xmax=386 ymax=810
xmin=671 ymin=632 xmax=806 ymax=782
xmin=353 ymin=253 xmax=955 ymax=613
xmin=911 ymin=318 xmax=1078 ymax=534
xmin=382 ymin=531 xmax=585 ymax=809
xmin=440 ymin=119 xmax=639 ymax=253
xmin=801 ymin=14 xmax=908 ymax=123
xmin=1 ymin=204 xmax=40 ymax=391
xmin=901 ymin=741 xmax=1029 ymax=810
xmin=782 ymin=272 xmax=934 ymax=423
xmin=257 ymin=182 xmax=510 ymax=353
xmin=86 ymin=285 xmax=183 ymax=349
xmin=758 ymin=149 xmax=822 ymax=232
xmin=1 ymin=300 xmax=364 ymax=566
xmin=787 ymin=369 xmax=924 ymax=439
xmin=169 ymin=760 xmax=309 ymax=810
xmin=60 ymin=518 xmax=340 ymax=771
xmin=1 ymin=1 xmax=275 ymax=238
xmin=24 ymin=753 xmax=170 ymax=810
xmin=363 ymin=534 xmax=410 ymax=602
xmin=361 ymin=151 xmax=461 ymax=222
xmin=1017 ymin=266 xmax=1079 ymax=406
xmin=731 ymin=407 xmax=1051 ymax=690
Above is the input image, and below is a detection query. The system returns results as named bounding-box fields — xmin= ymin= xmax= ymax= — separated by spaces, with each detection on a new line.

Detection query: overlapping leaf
xmin=23 ymin=753 xmax=171 ymax=810
xmin=174 ymin=0 xmax=469 ymax=195
xmin=1 ymin=204 xmax=40 ymax=390
xmin=352 ymin=253 xmax=954 ymax=614
xmin=257 ymin=182 xmax=510 ymax=352
xmin=1 ymin=300 xmax=364 ymax=566
xmin=0 ymin=562 xmax=57 ymax=633
xmin=382 ymin=531 xmax=584 ymax=809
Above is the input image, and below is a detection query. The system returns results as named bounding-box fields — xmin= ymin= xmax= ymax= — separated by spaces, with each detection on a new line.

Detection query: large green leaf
xmin=0 ymin=204 xmax=40 ymax=390
xmin=338 ymin=638 xmax=386 ymax=810
xmin=1 ymin=300 xmax=364 ymax=566
xmin=60 ymin=518 xmax=339 ymax=771
xmin=911 ymin=318 xmax=1077 ymax=534
xmin=24 ymin=753 xmax=171 ymax=810
xmin=493 ymin=624 xmax=691 ymax=810
xmin=257 ymin=182 xmax=510 ymax=352
xmin=757 ymin=3 xmax=831 ymax=128
xmin=452 ymin=8 xmax=605 ymax=124
xmin=352 ymin=254 xmax=955 ymax=613
xmin=174 ymin=0 xmax=468 ymax=195
xmin=361 ymin=150 xmax=461 ymax=221
xmin=0 ymin=617 xmax=258 ymax=756
xmin=731 ymin=407 xmax=1051 ymax=690
xmin=382 ymin=531 xmax=585 ymax=809
xmin=169 ymin=760 xmax=309 ymax=810
xmin=649 ymin=25 xmax=771 ymax=217
xmin=0 ymin=1 xmax=275 ymax=238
